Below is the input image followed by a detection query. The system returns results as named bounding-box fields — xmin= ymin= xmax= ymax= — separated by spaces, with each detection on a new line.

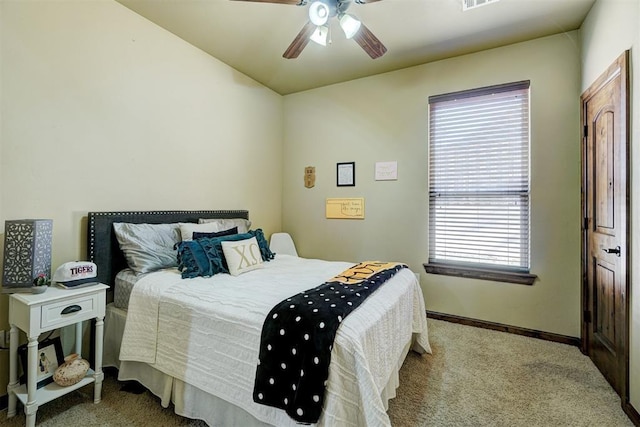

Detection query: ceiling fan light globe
xmin=309 ymin=1 xmax=330 ymax=26
xmin=339 ymin=13 xmax=361 ymax=39
xmin=310 ymin=25 xmax=329 ymax=46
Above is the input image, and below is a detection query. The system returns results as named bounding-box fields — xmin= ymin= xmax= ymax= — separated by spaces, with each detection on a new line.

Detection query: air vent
xmin=463 ymin=0 xmax=500 ymax=11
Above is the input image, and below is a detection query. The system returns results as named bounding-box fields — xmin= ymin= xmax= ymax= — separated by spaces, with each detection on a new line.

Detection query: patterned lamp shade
xmin=2 ymin=219 xmax=53 ymax=292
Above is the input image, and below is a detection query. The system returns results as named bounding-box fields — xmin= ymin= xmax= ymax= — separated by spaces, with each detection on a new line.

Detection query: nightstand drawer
xmin=40 ymin=294 xmax=98 ymax=329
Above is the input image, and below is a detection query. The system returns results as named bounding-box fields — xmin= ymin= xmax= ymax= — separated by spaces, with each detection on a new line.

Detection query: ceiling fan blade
xmin=283 ymin=21 xmax=316 ymax=59
xmin=353 ymin=23 xmax=387 ymax=59
xmin=230 ymin=0 xmax=303 ymax=4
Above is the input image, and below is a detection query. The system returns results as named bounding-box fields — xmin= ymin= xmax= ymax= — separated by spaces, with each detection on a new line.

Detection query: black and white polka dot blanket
xmin=253 ymin=261 xmax=408 ymax=424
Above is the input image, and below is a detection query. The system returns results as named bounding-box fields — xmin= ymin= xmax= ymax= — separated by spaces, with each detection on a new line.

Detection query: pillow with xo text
xmin=221 ymin=237 xmax=264 ymax=276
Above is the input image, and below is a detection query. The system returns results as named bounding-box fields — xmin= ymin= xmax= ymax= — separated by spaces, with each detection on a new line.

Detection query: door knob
xmin=602 ymin=246 xmax=621 ymax=256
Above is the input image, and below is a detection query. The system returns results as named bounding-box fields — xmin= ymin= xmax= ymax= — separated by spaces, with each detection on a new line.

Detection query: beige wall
xmin=0 ymin=1 xmax=283 ymax=399
xmin=283 ymin=32 xmax=582 ymax=337
xmin=580 ymin=0 xmax=640 ymax=413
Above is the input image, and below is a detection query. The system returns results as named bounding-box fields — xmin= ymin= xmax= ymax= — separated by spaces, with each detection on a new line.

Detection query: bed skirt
xmin=104 ymin=303 xmax=413 ymax=426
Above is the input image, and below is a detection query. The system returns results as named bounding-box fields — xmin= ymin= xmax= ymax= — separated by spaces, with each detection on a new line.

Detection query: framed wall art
xmin=337 ymin=162 xmax=355 ymax=187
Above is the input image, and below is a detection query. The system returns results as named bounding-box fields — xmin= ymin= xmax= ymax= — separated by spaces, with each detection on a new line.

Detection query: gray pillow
xmin=113 ymin=223 xmax=181 ymax=274
xmin=198 ymin=218 xmax=251 ymax=234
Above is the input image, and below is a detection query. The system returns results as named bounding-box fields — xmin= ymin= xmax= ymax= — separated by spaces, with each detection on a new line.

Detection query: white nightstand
xmin=6 ymin=283 xmax=108 ymax=427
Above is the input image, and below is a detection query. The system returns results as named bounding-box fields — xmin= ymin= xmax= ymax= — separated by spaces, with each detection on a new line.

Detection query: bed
xmin=89 ymin=210 xmax=430 ymax=426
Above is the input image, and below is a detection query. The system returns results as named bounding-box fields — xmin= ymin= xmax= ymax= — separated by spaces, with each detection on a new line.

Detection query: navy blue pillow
xmin=192 ymin=226 xmax=238 ymax=240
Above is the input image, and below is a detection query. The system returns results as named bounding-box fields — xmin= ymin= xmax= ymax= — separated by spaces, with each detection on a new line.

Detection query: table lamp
xmin=2 ymin=219 xmax=53 ymax=293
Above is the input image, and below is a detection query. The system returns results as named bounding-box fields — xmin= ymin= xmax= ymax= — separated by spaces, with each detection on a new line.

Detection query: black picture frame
xmin=18 ymin=336 xmax=64 ymax=388
xmin=337 ymin=162 xmax=355 ymax=187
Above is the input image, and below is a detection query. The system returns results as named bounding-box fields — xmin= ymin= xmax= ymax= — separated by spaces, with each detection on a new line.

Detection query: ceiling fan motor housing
xmin=309 ymin=0 xmax=351 ymax=24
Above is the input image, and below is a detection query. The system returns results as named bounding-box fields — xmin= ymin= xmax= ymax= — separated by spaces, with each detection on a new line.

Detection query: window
xmin=424 ymin=81 xmax=536 ymax=285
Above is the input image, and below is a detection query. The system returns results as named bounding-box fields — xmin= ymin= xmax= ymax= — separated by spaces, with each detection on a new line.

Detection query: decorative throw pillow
xmin=113 ymin=223 xmax=181 ymax=274
xmin=201 ymin=233 xmax=254 ymax=274
xmin=176 ymin=240 xmax=220 ymax=279
xmin=248 ymin=229 xmax=276 ymax=261
xmin=177 ymin=232 xmax=252 ymax=277
xmin=176 ymin=231 xmax=274 ymax=279
xmin=221 ymin=237 xmax=264 ymax=276
xmin=192 ymin=227 xmax=238 ymax=240
xmin=198 ymin=218 xmax=252 ymax=234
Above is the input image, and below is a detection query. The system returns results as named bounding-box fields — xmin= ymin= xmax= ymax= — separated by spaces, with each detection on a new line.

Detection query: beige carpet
xmin=387 ymin=320 xmax=632 ymax=426
xmin=1 ymin=319 xmax=633 ymax=426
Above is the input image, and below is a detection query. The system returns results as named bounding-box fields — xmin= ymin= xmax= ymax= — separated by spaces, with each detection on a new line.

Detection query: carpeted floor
xmin=387 ymin=320 xmax=632 ymax=426
xmin=1 ymin=319 xmax=633 ymax=426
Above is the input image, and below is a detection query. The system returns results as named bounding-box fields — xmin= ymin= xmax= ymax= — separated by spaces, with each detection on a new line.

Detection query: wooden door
xmin=581 ymin=51 xmax=629 ymax=399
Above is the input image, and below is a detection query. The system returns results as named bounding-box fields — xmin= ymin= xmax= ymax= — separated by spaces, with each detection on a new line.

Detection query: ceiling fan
xmin=232 ymin=0 xmax=387 ymax=59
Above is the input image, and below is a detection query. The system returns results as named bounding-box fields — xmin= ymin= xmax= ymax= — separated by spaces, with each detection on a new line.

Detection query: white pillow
xmin=178 ymin=222 xmax=222 ymax=241
xmin=198 ymin=218 xmax=251 ymax=234
xmin=221 ymin=237 xmax=264 ymax=276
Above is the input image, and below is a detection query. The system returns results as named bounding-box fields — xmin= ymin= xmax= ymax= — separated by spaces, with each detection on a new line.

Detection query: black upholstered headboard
xmin=87 ymin=210 xmax=249 ymax=286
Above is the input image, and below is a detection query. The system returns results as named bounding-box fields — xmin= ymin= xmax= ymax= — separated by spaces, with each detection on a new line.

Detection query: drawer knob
xmin=61 ymin=305 xmax=82 ymax=315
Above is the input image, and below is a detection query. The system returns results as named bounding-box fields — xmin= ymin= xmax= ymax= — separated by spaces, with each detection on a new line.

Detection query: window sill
xmin=423 ymin=263 xmax=537 ymax=285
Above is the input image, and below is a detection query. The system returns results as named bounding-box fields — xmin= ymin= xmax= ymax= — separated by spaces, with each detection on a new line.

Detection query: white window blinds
xmin=428 ymin=81 xmax=530 ymax=271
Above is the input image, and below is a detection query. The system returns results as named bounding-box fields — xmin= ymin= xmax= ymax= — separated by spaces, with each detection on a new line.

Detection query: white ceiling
xmin=117 ymin=0 xmax=595 ymax=95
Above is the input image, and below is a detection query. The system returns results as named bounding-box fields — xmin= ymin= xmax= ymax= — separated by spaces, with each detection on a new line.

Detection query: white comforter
xmin=119 ymin=254 xmax=430 ymax=426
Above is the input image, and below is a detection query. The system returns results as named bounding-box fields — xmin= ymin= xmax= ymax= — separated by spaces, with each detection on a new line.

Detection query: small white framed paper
xmin=337 ymin=162 xmax=355 ymax=187
xmin=375 ymin=161 xmax=398 ymax=181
